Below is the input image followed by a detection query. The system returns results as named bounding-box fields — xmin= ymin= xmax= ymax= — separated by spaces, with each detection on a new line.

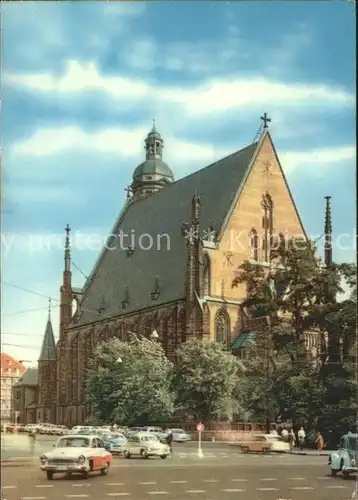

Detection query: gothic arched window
xmin=261 ymin=193 xmax=274 ymax=261
xmin=249 ymin=228 xmax=259 ymax=261
xmin=214 ymin=310 xmax=230 ymax=346
xmin=203 ymin=254 xmax=211 ymax=296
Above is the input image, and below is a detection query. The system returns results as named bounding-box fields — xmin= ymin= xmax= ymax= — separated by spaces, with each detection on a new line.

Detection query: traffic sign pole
xmin=197 ymin=422 xmax=204 ymax=458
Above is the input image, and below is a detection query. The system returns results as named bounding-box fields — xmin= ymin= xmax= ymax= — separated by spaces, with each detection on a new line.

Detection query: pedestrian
xmin=281 ymin=427 xmax=289 ymax=442
xmin=288 ymin=429 xmax=295 ymax=451
xmin=166 ymin=429 xmax=173 ymax=454
xmin=315 ymin=431 xmax=324 ymax=452
xmin=28 ymin=429 xmax=36 ymax=456
xmin=297 ymin=426 xmax=306 ymax=451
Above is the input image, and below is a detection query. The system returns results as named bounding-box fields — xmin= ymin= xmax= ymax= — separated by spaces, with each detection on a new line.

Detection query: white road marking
xmin=256 ymin=488 xmax=279 ymax=491
xmin=185 ymin=491 xmax=206 ymax=494
xmin=324 ymin=485 xmax=349 ymax=489
xmin=21 ymin=497 xmax=46 ymax=500
xmin=139 ymin=482 xmax=157 ymax=485
xmin=222 ymin=489 xmax=245 ymax=492
xmin=291 ymin=487 xmax=314 ymax=490
xmin=71 ymin=484 xmax=89 ymax=487
xmin=170 ymin=481 xmax=188 ymax=484
xmin=106 ymin=483 xmax=125 ymax=486
xmin=230 ymin=479 xmax=248 ymax=482
xmin=35 ymin=485 xmax=54 ymax=488
xmin=64 ymin=495 xmax=90 ymax=498
xmin=2 ymin=486 xmax=16 ymax=489
xmin=107 ymin=494 xmax=130 ymax=497
xmin=288 ymin=477 xmax=305 ymax=480
xmin=260 ymin=478 xmax=278 ymax=481
xmin=317 ymin=477 xmax=330 ymax=480
xmin=201 ymin=479 xmax=219 ymax=483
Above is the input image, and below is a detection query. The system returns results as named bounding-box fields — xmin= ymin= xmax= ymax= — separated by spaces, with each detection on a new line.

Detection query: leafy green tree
xmin=232 ymin=237 xmax=343 ymax=362
xmin=174 ymin=338 xmax=242 ymax=421
xmin=85 ymin=336 xmax=175 ymax=425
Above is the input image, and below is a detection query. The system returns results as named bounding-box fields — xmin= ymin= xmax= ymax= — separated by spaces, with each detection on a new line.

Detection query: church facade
xmin=35 ymin=120 xmax=310 ymax=426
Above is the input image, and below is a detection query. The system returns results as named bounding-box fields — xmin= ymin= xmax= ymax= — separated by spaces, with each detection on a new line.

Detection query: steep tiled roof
xmin=75 ymin=141 xmax=259 ymax=328
xmin=39 ymin=316 xmax=56 ymax=361
xmin=14 ymin=367 xmax=38 ymax=387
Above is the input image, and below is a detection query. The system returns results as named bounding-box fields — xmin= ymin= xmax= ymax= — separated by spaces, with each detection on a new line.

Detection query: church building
xmin=36 ymin=117 xmax=312 ymax=426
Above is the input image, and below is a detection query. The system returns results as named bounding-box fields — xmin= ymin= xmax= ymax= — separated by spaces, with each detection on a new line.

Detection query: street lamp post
xmin=265 ymin=317 xmax=272 ymax=435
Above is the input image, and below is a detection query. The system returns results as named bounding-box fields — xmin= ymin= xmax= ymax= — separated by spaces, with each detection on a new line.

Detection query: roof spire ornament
xmin=48 ymin=297 xmax=52 ymax=318
xmin=260 ymin=112 xmax=271 ymax=129
xmin=324 ymin=196 xmax=333 ymax=267
xmin=145 ymin=120 xmax=163 ymax=160
xmin=64 ymin=224 xmax=71 ymax=271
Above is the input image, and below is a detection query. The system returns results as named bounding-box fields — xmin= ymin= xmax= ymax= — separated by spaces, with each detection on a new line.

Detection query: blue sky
xmin=1 ymin=1 xmax=356 ymax=364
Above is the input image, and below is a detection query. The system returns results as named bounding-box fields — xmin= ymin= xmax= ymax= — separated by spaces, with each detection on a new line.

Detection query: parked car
xmin=329 ymin=432 xmax=357 ymax=477
xmin=123 ymin=432 xmax=170 ymax=459
xmin=102 ymin=433 xmax=127 ymax=454
xmin=171 ymin=429 xmax=191 ymax=442
xmin=40 ymin=434 xmax=112 ymax=480
xmin=238 ymin=434 xmax=290 ymax=453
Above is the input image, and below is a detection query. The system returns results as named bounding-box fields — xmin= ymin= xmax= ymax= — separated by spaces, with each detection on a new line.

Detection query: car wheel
xmin=82 ymin=471 xmax=89 ymax=480
xmin=100 ymin=463 xmax=110 ymax=476
xmin=160 ymin=455 xmax=167 ymax=459
xmin=342 ymin=470 xmax=350 ymax=479
xmin=262 ymin=447 xmax=270 ymax=454
xmin=331 ymin=469 xmax=338 ymax=476
xmin=241 ymin=446 xmax=249 ymax=454
xmin=140 ymin=449 xmax=148 ymax=459
xmin=124 ymin=451 xmax=131 ymax=459
xmin=46 ymin=471 xmax=54 ymax=480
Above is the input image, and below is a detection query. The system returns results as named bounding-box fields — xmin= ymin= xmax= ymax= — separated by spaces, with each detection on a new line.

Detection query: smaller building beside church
xmin=12 ymin=367 xmax=38 ymax=424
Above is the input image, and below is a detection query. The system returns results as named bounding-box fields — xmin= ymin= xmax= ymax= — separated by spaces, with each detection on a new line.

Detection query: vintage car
xmin=122 ymin=432 xmax=170 ymax=459
xmin=329 ymin=432 xmax=357 ymax=477
xmin=102 ymin=433 xmax=128 ymax=454
xmin=238 ymin=434 xmax=290 ymax=453
xmin=40 ymin=434 xmax=112 ymax=480
xmin=171 ymin=428 xmax=191 ymax=442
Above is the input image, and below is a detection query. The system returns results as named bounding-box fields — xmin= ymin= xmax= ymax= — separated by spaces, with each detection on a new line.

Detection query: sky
xmin=1 ymin=1 xmax=356 ymax=365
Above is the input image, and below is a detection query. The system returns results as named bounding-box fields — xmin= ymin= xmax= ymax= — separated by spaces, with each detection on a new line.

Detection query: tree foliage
xmin=174 ymin=338 xmax=243 ymax=421
xmin=85 ymin=336 xmax=175 ymax=425
xmin=232 ymin=237 xmax=356 ymax=441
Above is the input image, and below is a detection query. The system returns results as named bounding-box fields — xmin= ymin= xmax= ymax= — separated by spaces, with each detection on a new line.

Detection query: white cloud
xmin=10 ymin=124 xmax=356 ymax=175
xmin=10 ymin=125 xmax=229 ymax=170
xmin=4 ymin=60 xmax=354 ymax=117
xmin=281 ymin=146 xmax=356 ymax=173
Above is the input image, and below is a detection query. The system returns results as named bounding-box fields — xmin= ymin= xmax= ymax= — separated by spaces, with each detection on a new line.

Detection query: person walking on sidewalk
xmin=288 ymin=429 xmax=296 ymax=451
xmin=166 ymin=429 xmax=173 ymax=454
xmin=281 ymin=427 xmax=289 ymax=442
xmin=28 ymin=429 xmax=36 ymax=456
xmin=297 ymin=427 xmax=306 ymax=451
xmin=315 ymin=431 xmax=324 ymax=452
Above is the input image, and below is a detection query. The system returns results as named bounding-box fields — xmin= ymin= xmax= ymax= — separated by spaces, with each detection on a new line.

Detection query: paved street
xmin=2 ymin=454 xmax=356 ymax=500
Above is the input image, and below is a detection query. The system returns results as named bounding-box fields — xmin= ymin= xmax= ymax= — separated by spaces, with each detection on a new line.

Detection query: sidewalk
xmin=228 ymin=443 xmax=332 ymax=456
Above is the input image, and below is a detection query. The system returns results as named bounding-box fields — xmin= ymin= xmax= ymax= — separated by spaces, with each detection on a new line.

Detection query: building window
xmin=249 ymin=228 xmax=259 ymax=261
xmin=261 ymin=193 xmax=273 ymax=261
xmin=214 ymin=310 xmax=230 ymax=346
xmin=203 ymin=254 xmax=211 ymax=296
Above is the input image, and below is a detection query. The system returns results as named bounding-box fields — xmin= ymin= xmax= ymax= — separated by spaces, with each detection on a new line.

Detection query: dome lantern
xmin=131 ymin=122 xmax=174 ymax=199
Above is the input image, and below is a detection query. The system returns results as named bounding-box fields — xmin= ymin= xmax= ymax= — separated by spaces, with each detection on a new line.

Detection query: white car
xmin=123 ymin=432 xmax=170 ymax=459
xmin=171 ymin=429 xmax=191 ymax=442
xmin=40 ymin=434 xmax=112 ymax=480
